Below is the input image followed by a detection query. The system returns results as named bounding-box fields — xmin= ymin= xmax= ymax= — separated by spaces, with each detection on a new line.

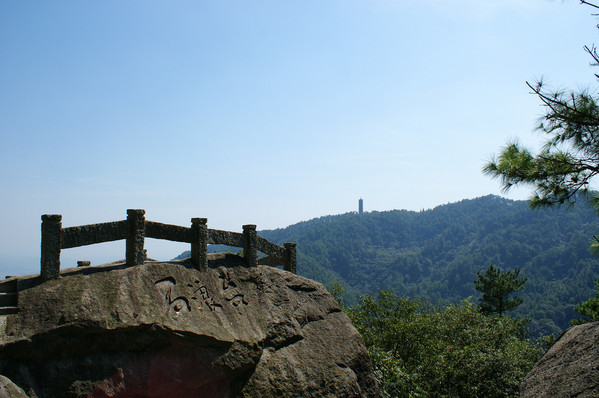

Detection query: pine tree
xmin=474 ymin=264 xmax=527 ymax=316
xmin=483 ymin=2 xmax=599 ymax=210
xmin=573 ymin=279 xmax=599 ymax=324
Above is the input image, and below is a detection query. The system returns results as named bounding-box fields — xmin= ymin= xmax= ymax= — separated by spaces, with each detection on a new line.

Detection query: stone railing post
xmin=126 ymin=209 xmax=146 ymax=266
xmin=284 ymin=243 xmax=297 ymax=274
xmin=191 ymin=218 xmax=208 ymax=270
xmin=41 ymin=214 xmax=62 ymax=281
xmin=243 ymin=224 xmax=258 ymax=267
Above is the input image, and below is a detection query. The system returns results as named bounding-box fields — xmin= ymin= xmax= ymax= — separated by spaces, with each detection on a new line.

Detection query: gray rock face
xmin=520 ymin=322 xmax=599 ymax=398
xmin=0 ymin=256 xmax=380 ymax=397
xmin=0 ymin=375 xmax=28 ymax=398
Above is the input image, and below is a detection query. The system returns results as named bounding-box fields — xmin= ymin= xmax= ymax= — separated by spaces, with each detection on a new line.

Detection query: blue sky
xmin=1 ymin=0 xmax=597 ymax=275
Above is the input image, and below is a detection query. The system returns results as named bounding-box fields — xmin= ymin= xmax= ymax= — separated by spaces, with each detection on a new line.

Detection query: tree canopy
xmin=347 ymin=291 xmax=542 ymax=398
xmin=255 ymin=195 xmax=599 ymax=336
xmin=474 ymin=264 xmax=527 ymax=316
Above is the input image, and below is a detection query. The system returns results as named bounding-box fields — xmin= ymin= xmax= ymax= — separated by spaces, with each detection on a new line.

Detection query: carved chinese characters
xmin=219 ymin=269 xmax=248 ymax=309
xmin=154 ymin=269 xmax=247 ymax=318
xmin=194 ymin=284 xmax=222 ymax=312
xmin=154 ymin=277 xmax=191 ymax=317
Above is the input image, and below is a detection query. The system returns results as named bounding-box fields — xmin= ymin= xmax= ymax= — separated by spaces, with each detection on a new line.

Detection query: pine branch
xmin=584 ymin=45 xmax=599 ymax=66
xmin=581 ymin=1 xmax=599 ymax=10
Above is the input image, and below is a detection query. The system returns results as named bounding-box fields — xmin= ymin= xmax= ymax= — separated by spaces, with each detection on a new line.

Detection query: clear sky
xmin=1 ymin=0 xmax=597 ymax=276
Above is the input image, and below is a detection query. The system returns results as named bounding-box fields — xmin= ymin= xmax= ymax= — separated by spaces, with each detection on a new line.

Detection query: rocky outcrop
xmin=0 ymin=255 xmax=380 ymax=397
xmin=520 ymin=322 xmax=599 ymax=398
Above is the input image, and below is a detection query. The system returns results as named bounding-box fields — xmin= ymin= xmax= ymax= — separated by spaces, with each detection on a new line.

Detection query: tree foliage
xmin=347 ymin=291 xmax=543 ymax=398
xmin=483 ymin=4 xmax=599 ymax=210
xmin=482 ymin=0 xmax=599 ymax=330
xmin=572 ymin=279 xmax=599 ymax=324
xmin=474 ymin=264 xmax=527 ymax=316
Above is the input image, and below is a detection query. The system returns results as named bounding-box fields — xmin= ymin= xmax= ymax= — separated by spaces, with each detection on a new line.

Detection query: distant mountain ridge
xmin=256 ymin=195 xmax=599 ymax=337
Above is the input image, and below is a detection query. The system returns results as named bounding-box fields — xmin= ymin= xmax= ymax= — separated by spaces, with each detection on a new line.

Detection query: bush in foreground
xmin=347 ymin=291 xmax=543 ymax=397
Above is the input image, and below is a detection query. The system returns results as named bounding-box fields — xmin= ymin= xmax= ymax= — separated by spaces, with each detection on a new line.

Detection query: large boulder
xmin=520 ymin=322 xmax=599 ymax=397
xmin=0 ymin=256 xmax=380 ymax=397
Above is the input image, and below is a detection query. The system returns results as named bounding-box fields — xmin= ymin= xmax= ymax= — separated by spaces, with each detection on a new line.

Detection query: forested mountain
xmin=257 ymin=195 xmax=599 ymax=337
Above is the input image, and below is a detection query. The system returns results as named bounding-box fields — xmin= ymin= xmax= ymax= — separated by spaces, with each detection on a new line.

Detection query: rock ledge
xmin=520 ymin=322 xmax=599 ymax=398
xmin=0 ymin=258 xmax=380 ymax=398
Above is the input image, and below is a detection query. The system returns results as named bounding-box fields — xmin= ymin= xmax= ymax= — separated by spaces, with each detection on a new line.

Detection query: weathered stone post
xmin=243 ymin=224 xmax=258 ymax=267
xmin=126 ymin=209 xmax=145 ymax=266
xmin=284 ymin=242 xmax=297 ymax=274
xmin=41 ymin=214 xmax=62 ymax=281
xmin=191 ymin=218 xmax=208 ymax=270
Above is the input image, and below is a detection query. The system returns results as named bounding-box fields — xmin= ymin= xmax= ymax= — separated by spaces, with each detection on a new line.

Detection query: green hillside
xmin=258 ymin=195 xmax=599 ymax=337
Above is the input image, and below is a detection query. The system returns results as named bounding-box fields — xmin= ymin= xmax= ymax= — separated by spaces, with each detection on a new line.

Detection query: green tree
xmin=572 ymin=279 xmax=599 ymax=324
xmin=326 ymin=281 xmax=346 ymax=308
xmin=347 ymin=291 xmax=542 ymax=398
xmin=483 ymin=0 xmax=599 ymax=330
xmin=483 ymin=2 xmax=599 ymax=210
xmin=474 ymin=264 xmax=527 ymax=316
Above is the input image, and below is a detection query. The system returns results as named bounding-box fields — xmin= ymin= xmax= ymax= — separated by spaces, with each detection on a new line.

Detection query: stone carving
xmin=195 ymin=284 xmax=223 ymax=312
xmin=219 ymin=269 xmax=248 ymax=309
xmin=154 ymin=277 xmax=191 ymax=317
xmin=154 ymin=276 xmax=234 ymax=314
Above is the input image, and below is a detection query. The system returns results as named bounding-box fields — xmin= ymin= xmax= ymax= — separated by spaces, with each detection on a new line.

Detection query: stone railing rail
xmin=40 ymin=209 xmax=296 ymax=281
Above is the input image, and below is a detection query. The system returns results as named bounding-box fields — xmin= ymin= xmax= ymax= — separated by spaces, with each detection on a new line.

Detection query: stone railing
xmin=40 ymin=209 xmax=296 ymax=281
